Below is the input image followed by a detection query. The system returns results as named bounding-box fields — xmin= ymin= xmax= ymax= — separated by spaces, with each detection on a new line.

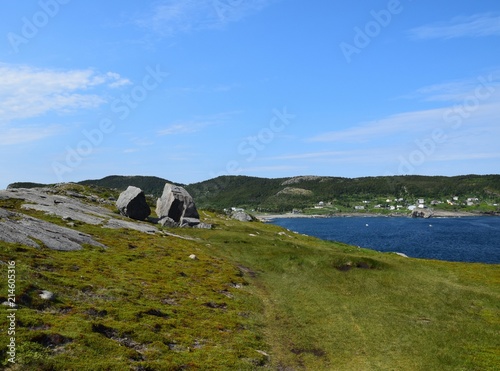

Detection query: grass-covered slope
xmin=1 ymin=185 xmax=499 ymax=370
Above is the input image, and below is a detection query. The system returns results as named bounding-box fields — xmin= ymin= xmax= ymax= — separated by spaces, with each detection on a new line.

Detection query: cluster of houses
xmin=313 ymin=196 xmax=484 ymax=212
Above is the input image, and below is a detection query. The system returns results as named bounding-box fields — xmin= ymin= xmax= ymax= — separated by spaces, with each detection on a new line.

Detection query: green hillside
xmin=185 ymin=174 xmax=500 ymax=212
xmin=0 ymin=183 xmax=499 ymax=370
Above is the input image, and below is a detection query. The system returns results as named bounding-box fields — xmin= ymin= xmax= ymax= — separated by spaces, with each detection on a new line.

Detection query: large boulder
xmin=156 ymin=183 xmax=200 ymax=224
xmin=116 ymin=186 xmax=151 ymax=220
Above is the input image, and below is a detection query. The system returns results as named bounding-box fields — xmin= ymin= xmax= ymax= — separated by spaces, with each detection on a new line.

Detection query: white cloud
xmin=409 ymin=13 xmax=500 ymax=40
xmin=0 ymin=125 xmax=63 ymax=145
xmin=0 ymin=64 xmax=130 ymax=123
xmin=135 ymin=0 xmax=273 ymax=37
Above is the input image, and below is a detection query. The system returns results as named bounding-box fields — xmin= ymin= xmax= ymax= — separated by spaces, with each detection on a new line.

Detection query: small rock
xmin=256 ymin=350 xmax=270 ymax=357
xmin=2 ymin=301 xmax=17 ymax=308
xmin=231 ymin=210 xmax=253 ymax=222
xmin=194 ymin=222 xmax=212 ymax=229
xmin=181 ymin=217 xmax=201 ymax=227
xmin=39 ymin=290 xmax=55 ymax=301
xmin=189 ymin=254 xmax=197 ymax=260
xmin=158 ymin=216 xmax=179 ymax=228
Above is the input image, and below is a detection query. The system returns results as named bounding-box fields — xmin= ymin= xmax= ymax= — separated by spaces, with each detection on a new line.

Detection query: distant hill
xmin=78 ymin=175 xmax=183 ymax=197
xmin=7 ymin=174 xmax=500 ymax=213
xmin=7 ymin=182 xmax=54 ymax=189
xmin=185 ymin=174 xmax=500 ymax=212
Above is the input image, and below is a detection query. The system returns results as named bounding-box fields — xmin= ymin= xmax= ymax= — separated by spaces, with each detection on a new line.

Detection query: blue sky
xmin=1 ymin=0 xmax=499 ymax=188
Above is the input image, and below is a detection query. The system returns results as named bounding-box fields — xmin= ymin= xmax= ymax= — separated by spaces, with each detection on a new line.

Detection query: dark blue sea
xmin=270 ymin=216 xmax=500 ymax=264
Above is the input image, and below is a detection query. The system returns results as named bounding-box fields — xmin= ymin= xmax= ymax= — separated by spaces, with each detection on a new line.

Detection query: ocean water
xmin=270 ymin=216 xmax=500 ymax=264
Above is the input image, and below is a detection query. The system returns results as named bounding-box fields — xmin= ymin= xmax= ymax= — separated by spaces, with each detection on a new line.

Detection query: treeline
xmin=78 ymin=175 xmax=181 ymax=197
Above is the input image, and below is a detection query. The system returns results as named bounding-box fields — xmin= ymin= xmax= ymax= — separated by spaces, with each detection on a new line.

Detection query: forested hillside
xmin=185 ymin=174 xmax=500 ymax=212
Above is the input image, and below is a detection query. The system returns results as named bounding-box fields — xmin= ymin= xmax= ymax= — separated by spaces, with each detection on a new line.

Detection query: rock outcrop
xmin=0 ymin=187 xmax=160 ymax=244
xmin=156 ymin=183 xmax=201 ymax=226
xmin=116 ymin=186 xmax=151 ymax=221
xmin=0 ymin=207 xmax=106 ymax=251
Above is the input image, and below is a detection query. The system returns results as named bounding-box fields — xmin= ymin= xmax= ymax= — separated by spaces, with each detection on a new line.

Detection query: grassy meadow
xmin=0 ymin=187 xmax=499 ymax=370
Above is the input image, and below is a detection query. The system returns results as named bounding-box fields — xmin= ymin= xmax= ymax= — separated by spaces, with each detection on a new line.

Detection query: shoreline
xmin=255 ymin=210 xmax=495 ymax=222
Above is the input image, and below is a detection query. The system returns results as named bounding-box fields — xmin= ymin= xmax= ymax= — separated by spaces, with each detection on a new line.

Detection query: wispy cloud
xmin=309 ymin=73 xmax=500 ymax=144
xmin=0 ymin=125 xmax=63 ymax=145
xmin=157 ymin=111 xmax=241 ymax=136
xmin=0 ymin=64 xmax=131 ymax=123
xmin=158 ymin=122 xmax=203 ymax=136
xmin=307 ymin=108 xmax=444 ymax=143
xmin=135 ymin=0 xmax=273 ymax=37
xmin=409 ymin=13 xmax=500 ymax=40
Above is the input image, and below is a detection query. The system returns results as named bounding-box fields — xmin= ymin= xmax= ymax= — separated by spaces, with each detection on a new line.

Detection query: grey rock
xmin=65 ymin=191 xmax=86 ymax=199
xmin=193 ymin=222 xmax=212 ymax=229
xmin=231 ymin=210 xmax=253 ymax=222
xmin=180 ymin=217 xmax=201 ymax=227
xmin=2 ymin=301 xmax=17 ymax=308
xmin=104 ymin=218 xmax=158 ymax=234
xmin=0 ymin=186 xmax=162 ymax=243
xmin=39 ymin=290 xmax=55 ymax=300
xmin=158 ymin=217 xmax=179 ymax=228
xmin=0 ymin=208 xmax=106 ymax=251
xmin=116 ymin=186 xmax=151 ymax=220
xmin=1 ymin=188 xmax=109 ymax=225
xmin=22 ymin=203 xmax=104 ymax=225
xmin=156 ymin=183 xmax=199 ymax=222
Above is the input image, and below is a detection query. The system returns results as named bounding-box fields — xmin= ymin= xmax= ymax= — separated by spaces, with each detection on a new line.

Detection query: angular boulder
xmin=116 ymin=186 xmax=151 ymax=220
xmin=156 ymin=183 xmax=200 ymax=224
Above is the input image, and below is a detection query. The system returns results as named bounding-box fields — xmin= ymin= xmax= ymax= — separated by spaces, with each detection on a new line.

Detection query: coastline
xmin=255 ymin=210 xmax=491 ymax=222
